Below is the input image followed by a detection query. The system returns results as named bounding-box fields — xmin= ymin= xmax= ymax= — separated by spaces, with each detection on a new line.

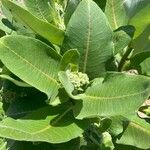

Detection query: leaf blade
xmin=0 ymin=35 xmax=61 ymax=99
xmin=74 ymin=73 xmax=150 ymax=119
xmin=0 ymin=104 xmax=90 ymax=143
xmin=1 ymin=0 xmax=64 ymax=45
xmin=117 ymin=116 xmax=150 ymax=149
xmin=62 ymin=0 xmax=114 ymax=79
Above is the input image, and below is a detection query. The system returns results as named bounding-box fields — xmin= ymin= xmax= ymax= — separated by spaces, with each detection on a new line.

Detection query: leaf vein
xmin=0 ymin=41 xmax=59 ymax=85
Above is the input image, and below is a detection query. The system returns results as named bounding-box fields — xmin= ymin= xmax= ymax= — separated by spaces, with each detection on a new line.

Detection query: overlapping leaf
xmin=74 ymin=73 xmax=150 ymax=119
xmin=125 ymin=0 xmax=150 ymax=37
xmin=0 ymin=104 xmax=90 ymax=143
xmin=24 ymin=0 xmax=57 ymax=23
xmin=1 ymin=0 xmax=64 ymax=45
xmin=62 ymin=0 xmax=114 ymax=79
xmin=64 ymin=0 xmax=81 ymax=25
xmin=117 ymin=116 xmax=150 ymax=149
xmin=105 ymin=0 xmax=150 ymax=38
xmin=0 ymin=35 xmax=61 ymax=99
xmin=105 ymin=0 xmax=127 ymax=30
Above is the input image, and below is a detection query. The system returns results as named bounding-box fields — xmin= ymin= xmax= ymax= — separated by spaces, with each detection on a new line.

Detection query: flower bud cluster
xmin=67 ymin=71 xmax=89 ymax=91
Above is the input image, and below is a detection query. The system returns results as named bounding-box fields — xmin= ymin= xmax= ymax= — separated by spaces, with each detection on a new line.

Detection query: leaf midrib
xmin=111 ymin=0 xmax=118 ymax=29
xmin=130 ymin=121 xmax=150 ymax=135
xmin=84 ymin=88 xmax=149 ymax=100
xmin=0 ymin=41 xmax=59 ymax=85
xmin=0 ymin=107 xmax=72 ymax=136
xmin=83 ymin=1 xmax=91 ymax=73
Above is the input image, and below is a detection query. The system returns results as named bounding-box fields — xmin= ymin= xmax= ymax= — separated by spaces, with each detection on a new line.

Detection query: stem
xmin=89 ymin=135 xmax=102 ymax=149
xmin=118 ymin=44 xmax=133 ymax=72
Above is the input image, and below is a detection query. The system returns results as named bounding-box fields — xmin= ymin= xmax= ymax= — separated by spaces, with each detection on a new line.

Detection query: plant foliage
xmin=0 ymin=0 xmax=150 ymax=149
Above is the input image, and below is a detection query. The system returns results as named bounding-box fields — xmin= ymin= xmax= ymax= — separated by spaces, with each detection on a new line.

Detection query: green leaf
xmin=125 ymin=0 xmax=150 ymax=38
xmin=105 ymin=0 xmax=127 ymax=30
xmin=0 ymin=104 xmax=90 ymax=143
xmin=0 ymin=35 xmax=61 ymax=99
xmin=64 ymin=0 xmax=81 ymax=25
xmin=24 ymin=0 xmax=57 ymax=24
xmin=129 ymin=51 xmax=150 ymax=76
xmin=117 ymin=116 xmax=150 ymax=149
xmin=1 ymin=0 xmax=64 ymax=45
xmin=108 ymin=116 xmax=125 ymax=136
xmin=62 ymin=0 xmax=114 ymax=79
xmin=0 ymin=102 xmax=4 ymax=119
xmin=60 ymin=49 xmax=80 ymax=71
xmin=0 ymin=138 xmax=7 ymax=150
xmin=73 ymin=72 xmax=150 ymax=119
xmin=0 ymin=74 xmax=31 ymax=87
xmin=132 ymin=25 xmax=150 ymax=55
xmin=113 ymin=25 xmax=135 ymax=55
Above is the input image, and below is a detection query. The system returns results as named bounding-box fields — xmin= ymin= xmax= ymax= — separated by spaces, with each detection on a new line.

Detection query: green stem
xmin=89 ymin=135 xmax=102 ymax=149
xmin=118 ymin=44 xmax=133 ymax=72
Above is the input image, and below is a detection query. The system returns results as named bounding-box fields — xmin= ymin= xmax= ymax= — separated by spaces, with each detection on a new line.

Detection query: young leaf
xmin=74 ymin=72 xmax=150 ymax=119
xmin=0 ymin=35 xmax=61 ymax=99
xmin=62 ymin=0 xmax=114 ymax=79
xmin=105 ymin=0 xmax=127 ymax=30
xmin=117 ymin=116 xmax=150 ymax=149
xmin=60 ymin=49 xmax=80 ymax=71
xmin=1 ymin=0 xmax=64 ymax=45
xmin=0 ymin=104 xmax=90 ymax=143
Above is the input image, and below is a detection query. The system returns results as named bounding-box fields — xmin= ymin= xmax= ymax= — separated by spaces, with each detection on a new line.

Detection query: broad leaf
xmin=74 ymin=72 xmax=150 ymax=119
xmin=0 ymin=35 xmax=61 ymax=99
xmin=1 ymin=0 xmax=64 ymax=45
xmin=7 ymin=138 xmax=80 ymax=150
xmin=64 ymin=0 xmax=81 ymax=25
xmin=117 ymin=116 xmax=150 ymax=149
xmin=0 ymin=104 xmax=90 ymax=143
xmin=24 ymin=0 xmax=57 ymax=24
xmin=62 ymin=0 xmax=114 ymax=79
xmin=125 ymin=0 xmax=150 ymax=38
xmin=105 ymin=0 xmax=127 ymax=30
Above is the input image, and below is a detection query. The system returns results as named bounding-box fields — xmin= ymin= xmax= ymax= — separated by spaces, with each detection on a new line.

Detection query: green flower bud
xmin=67 ymin=71 xmax=89 ymax=91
